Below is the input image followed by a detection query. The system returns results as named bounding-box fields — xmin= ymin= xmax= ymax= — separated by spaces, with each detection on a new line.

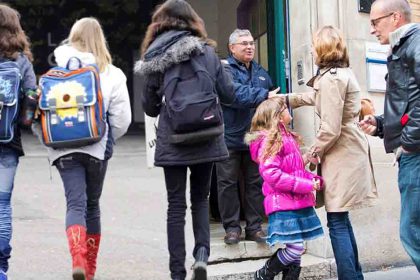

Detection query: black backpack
xmin=163 ymin=54 xmax=223 ymax=145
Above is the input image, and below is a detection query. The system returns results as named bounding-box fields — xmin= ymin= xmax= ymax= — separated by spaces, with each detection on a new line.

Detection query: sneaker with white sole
xmin=191 ymin=247 xmax=208 ymax=280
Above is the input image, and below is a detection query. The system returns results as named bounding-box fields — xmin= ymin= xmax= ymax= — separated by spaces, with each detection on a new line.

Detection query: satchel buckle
xmin=76 ymin=95 xmax=85 ymax=122
xmin=49 ymin=98 xmax=58 ymax=125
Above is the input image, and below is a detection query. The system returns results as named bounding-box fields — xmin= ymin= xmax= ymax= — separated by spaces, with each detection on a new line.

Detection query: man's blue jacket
xmin=222 ymin=55 xmax=274 ymax=150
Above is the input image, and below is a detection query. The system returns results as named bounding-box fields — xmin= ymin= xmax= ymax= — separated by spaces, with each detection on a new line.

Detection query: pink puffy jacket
xmin=248 ymin=127 xmax=323 ymax=216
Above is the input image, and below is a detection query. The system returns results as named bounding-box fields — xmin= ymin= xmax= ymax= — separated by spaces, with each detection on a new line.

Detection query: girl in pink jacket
xmin=246 ymin=98 xmax=324 ymax=280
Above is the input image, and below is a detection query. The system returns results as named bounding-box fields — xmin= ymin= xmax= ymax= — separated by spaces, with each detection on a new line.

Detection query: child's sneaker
xmin=0 ymin=270 xmax=7 ymax=280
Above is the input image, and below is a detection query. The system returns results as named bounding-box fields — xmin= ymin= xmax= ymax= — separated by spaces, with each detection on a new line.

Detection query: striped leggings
xmin=276 ymin=243 xmax=305 ymax=265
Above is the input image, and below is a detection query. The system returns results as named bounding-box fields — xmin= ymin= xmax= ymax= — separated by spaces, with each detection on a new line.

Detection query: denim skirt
xmin=266 ymin=207 xmax=324 ymax=246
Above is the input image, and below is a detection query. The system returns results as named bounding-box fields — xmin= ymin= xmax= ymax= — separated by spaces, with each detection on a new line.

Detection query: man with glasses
xmin=216 ymin=29 xmax=279 ymax=245
xmin=360 ymin=0 xmax=420 ymax=272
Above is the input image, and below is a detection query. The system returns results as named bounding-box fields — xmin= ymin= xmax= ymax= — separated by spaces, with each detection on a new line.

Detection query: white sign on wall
xmin=365 ymin=42 xmax=390 ymax=92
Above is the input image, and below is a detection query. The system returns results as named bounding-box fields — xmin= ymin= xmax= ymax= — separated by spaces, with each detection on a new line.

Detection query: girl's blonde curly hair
xmin=248 ymin=97 xmax=301 ymax=161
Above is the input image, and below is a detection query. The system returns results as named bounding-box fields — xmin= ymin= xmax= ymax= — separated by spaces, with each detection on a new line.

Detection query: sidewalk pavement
xmin=328 ymin=266 xmax=418 ymax=280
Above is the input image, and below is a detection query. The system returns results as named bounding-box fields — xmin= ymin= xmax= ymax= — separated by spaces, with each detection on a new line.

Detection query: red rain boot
xmin=66 ymin=225 xmax=88 ymax=280
xmin=86 ymin=234 xmax=101 ymax=280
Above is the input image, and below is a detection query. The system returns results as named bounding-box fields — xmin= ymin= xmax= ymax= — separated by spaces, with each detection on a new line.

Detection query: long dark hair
xmin=141 ymin=0 xmax=215 ymax=57
xmin=0 ymin=4 xmax=33 ymax=61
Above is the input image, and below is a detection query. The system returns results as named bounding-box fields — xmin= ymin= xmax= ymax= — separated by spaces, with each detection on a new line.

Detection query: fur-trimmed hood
xmin=134 ymin=30 xmax=205 ymax=75
xmin=244 ymin=131 xmax=263 ymax=145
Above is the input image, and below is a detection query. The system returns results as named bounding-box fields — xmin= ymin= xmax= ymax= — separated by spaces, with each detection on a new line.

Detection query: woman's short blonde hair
xmin=313 ymin=26 xmax=349 ymax=68
xmin=67 ymin=17 xmax=112 ymax=72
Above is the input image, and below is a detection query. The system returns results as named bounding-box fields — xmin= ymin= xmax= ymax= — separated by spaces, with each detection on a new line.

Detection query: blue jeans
xmin=0 ymin=147 xmax=19 ymax=272
xmin=327 ymin=212 xmax=363 ymax=280
xmin=55 ymin=153 xmax=108 ymax=233
xmin=398 ymin=152 xmax=420 ymax=272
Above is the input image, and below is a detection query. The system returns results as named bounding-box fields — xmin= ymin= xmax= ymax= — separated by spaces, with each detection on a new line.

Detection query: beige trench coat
xmin=289 ymin=68 xmax=378 ymax=212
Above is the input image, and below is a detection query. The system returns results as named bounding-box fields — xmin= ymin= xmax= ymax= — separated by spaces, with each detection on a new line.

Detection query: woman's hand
xmin=268 ymin=87 xmax=281 ymax=98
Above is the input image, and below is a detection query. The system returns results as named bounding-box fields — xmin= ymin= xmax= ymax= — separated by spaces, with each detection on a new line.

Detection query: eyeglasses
xmin=370 ymin=12 xmax=394 ymax=28
xmin=232 ymin=41 xmax=255 ymax=47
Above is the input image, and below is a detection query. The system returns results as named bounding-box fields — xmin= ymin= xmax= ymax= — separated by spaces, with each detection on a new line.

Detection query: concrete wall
xmin=217 ymin=0 xmax=242 ymax=57
xmin=289 ymin=0 xmax=412 ymax=269
xmin=409 ymin=0 xmax=420 ymax=22
xmin=188 ymin=0 xmax=241 ymax=58
xmin=188 ymin=0 xmax=218 ymax=43
xmin=288 ymin=0 xmax=316 ymax=146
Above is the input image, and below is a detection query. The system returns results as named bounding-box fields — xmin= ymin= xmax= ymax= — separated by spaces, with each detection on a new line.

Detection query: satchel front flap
xmin=39 ymin=67 xmax=98 ymax=110
xmin=0 ymin=61 xmax=21 ymax=106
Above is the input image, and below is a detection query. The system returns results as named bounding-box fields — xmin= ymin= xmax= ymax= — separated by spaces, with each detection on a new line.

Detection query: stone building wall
xmin=409 ymin=0 xmax=420 ymax=22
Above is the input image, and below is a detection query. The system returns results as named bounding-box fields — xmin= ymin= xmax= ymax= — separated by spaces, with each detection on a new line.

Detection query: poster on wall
xmin=365 ymin=42 xmax=389 ymax=92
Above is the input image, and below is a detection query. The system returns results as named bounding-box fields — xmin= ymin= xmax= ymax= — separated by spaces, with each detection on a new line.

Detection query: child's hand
xmin=304 ymin=151 xmax=320 ymax=167
xmin=312 ymin=178 xmax=321 ymax=191
xmin=33 ymin=107 xmax=41 ymax=120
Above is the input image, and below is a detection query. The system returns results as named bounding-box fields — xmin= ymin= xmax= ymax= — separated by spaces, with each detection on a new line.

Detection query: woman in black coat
xmin=135 ymin=1 xmax=234 ymax=279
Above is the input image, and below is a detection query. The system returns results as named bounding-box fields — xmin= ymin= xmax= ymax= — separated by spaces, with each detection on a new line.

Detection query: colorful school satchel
xmin=38 ymin=57 xmax=106 ymax=148
xmin=0 ymin=60 xmax=21 ymax=143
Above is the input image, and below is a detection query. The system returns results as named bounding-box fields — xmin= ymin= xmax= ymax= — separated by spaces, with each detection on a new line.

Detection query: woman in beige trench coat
xmin=286 ymin=26 xmax=378 ymax=280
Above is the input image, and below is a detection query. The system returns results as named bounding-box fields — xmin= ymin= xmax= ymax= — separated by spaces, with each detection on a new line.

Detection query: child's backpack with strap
xmin=38 ymin=57 xmax=106 ymax=149
xmin=0 ymin=60 xmax=21 ymax=143
xmin=163 ymin=54 xmax=223 ymax=145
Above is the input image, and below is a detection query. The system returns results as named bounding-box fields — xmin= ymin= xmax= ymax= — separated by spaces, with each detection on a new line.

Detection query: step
xmin=208 ymin=254 xmax=335 ymax=280
xmin=209 ymin=240 xmax=275 ymax=263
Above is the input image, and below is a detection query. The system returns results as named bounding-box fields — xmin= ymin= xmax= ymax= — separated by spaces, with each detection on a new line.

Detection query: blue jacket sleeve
xmin=222 ymin=64 xmax=268 ymax=108
xmin=205 ymin=49 xmax=235 ymax=105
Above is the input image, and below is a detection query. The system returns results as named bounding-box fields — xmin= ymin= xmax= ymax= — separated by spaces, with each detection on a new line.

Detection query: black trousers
xmin=163 ymin=162 xmax=212 ymax=280
xmin=216 ymin=150 xmax=264 ymax=235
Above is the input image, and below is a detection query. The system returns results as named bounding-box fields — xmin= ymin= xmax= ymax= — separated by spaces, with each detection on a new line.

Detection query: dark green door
xmin=267 ymin=0 xmax=288 ymax=92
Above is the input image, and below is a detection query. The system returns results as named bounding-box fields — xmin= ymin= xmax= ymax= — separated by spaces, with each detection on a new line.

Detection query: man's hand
xmin=268 ymin=87 xmax=280 ymax=98
xmin=359 ymin=115 xmax=377 ymax=135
